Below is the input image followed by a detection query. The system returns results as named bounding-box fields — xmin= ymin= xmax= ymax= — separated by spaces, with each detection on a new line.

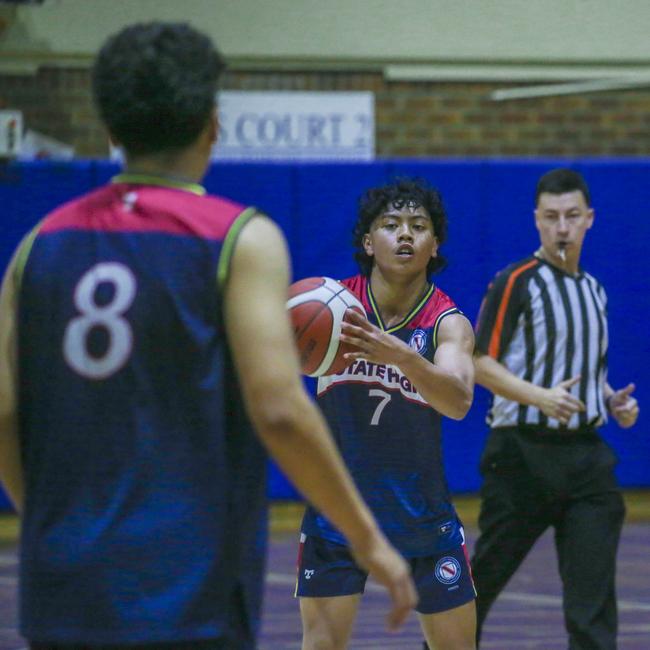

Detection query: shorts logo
xmin=435 ymin=556 xmax=461 ymax=585
xmin=304 ymin=569 xmax=315 ymax=580
xmin=408 ymin=328 xmax=428 ymax=355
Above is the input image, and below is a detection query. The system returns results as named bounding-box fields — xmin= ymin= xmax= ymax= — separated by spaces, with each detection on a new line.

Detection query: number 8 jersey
xmin=301 ymin=274 xmax=465 ymax=557
xmin=14 ymin=175 xmax=268 ymax=643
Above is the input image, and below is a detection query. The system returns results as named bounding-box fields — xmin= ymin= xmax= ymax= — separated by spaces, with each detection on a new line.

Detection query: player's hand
xmin=536 ymin=375 xmax=585 ymax=424
xmin=349 ymin=531 xmax=417 ymax=632
xmin=341 ymin=310 xmax=411 ymax=366
xmin=608 ymin=383 xmax=639 ymax=429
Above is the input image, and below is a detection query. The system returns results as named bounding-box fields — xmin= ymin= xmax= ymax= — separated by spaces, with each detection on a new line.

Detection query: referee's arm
xmin=474 ymin=352 xmax=584 ymax=425
xmin=474 ymin=269 xmax=584 ymax=425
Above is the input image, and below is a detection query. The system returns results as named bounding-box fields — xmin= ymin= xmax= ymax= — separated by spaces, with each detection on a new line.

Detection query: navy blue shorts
xmin=295 ymin=533 xmax=476 ymax=614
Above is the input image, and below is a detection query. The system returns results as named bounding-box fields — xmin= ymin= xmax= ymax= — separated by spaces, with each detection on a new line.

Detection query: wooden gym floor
xmin=0 ymin=491 xmax=649 ymax=649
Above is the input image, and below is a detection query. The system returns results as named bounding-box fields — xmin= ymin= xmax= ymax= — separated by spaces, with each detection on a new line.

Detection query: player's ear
xmin=430 ymin=236 xmax=439 ymax=258
xmin=362 ymin=233 xmax=373 ymax=256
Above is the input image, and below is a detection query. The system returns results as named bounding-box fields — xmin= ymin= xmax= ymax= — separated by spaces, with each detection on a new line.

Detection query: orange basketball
xmin=287 ymin=277 xmax=366 ymax=377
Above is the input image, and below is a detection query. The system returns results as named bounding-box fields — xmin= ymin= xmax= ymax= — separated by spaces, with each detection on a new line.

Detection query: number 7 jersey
xmin=301 ymin=274 xmax=465 ymax=557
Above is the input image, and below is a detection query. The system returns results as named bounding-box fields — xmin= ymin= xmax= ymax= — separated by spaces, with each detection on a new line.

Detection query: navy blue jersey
xmin=301 ymin=274 xmax=464 ymax=557
xmin=16 ymin=176 xmax=267 ymax=644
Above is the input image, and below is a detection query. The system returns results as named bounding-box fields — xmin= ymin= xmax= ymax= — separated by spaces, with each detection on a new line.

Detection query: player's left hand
xmin=341 ymin=310 xmax=411 ymax=366
xmin=608 ymin=383 xmax=639 ymax=429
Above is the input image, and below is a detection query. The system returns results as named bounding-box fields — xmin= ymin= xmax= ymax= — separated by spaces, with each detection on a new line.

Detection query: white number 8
xmin=63 ymin=262 xmax=137 ymax=380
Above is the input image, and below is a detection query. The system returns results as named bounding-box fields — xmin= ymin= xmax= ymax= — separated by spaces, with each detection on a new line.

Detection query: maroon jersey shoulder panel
xmin=409 ymin=286 xmax=459 ymax=329
xmin=39 ymin=184 xmax=247 ymax=240
xmin=341 ymin=274 xmax=372 ymax=312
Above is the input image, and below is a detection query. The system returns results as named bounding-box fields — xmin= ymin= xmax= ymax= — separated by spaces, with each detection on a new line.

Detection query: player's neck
xmin=125 ymin=149 xmax=209 ymax=185
xmin=369 ymin=270 xmax=430 ymax=327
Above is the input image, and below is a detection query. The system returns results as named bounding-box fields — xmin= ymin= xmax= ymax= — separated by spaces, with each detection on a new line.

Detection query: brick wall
xmin=1 ymin=67 xmax=649 ymax=157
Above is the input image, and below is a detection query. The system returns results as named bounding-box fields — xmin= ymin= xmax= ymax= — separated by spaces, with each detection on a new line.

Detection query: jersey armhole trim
xmin=216 ymin=207 xmax=258 ymax=289
xmin=432 ymin=307 xmax=461 ymax=349
xmin=13 ymin=225 xmax=42 ymax=290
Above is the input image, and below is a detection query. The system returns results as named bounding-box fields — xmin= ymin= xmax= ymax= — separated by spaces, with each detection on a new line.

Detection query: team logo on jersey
xmin=408 ymin=328 xmax=428 ymax=355
xmin=304 ymin=569 xmax=315 ymax=580
xmin=435 ymin=556 xmax=461 ymax=585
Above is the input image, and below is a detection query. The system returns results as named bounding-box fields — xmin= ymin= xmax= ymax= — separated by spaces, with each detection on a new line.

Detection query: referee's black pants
xmin=470 ymin=427 xmax=625 ymax=650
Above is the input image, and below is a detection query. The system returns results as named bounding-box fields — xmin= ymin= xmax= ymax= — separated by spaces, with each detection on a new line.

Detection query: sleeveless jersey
xmin=301 ymin=274 xmax=464 ymax=557
xmin=16 ymin=175 xmax=267 ymax=644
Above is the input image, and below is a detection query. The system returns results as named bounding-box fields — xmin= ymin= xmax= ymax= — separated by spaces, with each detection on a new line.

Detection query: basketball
xmin=287 ymin=276 xmax=366 ymax=377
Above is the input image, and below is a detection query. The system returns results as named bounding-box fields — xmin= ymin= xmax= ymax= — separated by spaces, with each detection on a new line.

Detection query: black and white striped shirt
xmin=475 ymin=253 xmax=608 ymax=430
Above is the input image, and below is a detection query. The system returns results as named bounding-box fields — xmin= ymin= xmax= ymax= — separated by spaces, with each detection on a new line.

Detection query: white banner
xmin=212 ymin=91 xmax=374 ymax=161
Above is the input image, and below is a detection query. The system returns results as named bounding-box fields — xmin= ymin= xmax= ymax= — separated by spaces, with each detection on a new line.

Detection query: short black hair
xmin=536 ymin=168 xmax=591 ymax=207
xmin=353 ymin=178 xmax=448 ymax=277
xmin=92 ymin=22 xmax=226 ymax=156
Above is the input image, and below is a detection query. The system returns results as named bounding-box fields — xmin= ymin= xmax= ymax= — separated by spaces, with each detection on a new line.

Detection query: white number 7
xmin=369 ymin=389 xmax=391 ymax=426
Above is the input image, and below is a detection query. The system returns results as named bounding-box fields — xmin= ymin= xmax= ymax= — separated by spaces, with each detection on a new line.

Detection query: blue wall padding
xmin=0 ymin=161 xmax=97 ymax=269
xmin=1 ymin=159 xmax=648 ymax=506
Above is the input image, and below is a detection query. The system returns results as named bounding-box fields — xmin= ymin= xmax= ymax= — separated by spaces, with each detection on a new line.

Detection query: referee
xmin=468 ymin=168 xmax=639 ymax=649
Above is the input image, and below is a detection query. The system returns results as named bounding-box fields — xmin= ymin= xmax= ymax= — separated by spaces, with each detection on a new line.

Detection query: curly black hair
xmin=353 ymin=178 xmax=448 ymax=277
xmin=92 ymin=22 xmax=226 ymax=156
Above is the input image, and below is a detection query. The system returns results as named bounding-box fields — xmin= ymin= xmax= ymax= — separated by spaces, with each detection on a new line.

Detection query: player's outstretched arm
xmin=0 ymin=246 xmax=25 ymax=513
xmin=426 ymin=313 xmax=475 ymax=419
xmin=342 ymin=310 xmax=474 ymax=419
xmin=223 ymin=214 xmax=416 ymax=629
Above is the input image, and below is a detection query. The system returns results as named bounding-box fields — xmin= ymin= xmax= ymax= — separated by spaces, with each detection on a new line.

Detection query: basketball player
xmin=297 ymin=179 xmax=477 ymax=650
xmin=0 ymin=22 xmax=416 ymax=650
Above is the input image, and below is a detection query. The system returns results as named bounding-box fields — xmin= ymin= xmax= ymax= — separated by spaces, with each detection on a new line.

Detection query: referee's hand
xmin=537 ymin=375 xmax=585 ymax=425
xmin=608 ymin=383 xmax=639 ymax=429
